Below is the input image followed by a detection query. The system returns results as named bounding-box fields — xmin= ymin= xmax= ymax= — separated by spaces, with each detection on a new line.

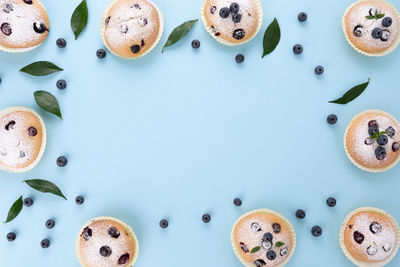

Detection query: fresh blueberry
xmin=233 ymin=29 xmax=245 ymax=40
xmin=6 ymin=232 xmax=16 ymax=242
xmin=46 ymin=219 xmax=55 ymax=229
xmin=202 ymin=214 xmax=211 ymax=223
xmin=23 ymin=197 xmax=33 ymax=207
xmin=382 ymin=17 xmax=392 ymax=27
xmin=235 ymin=54 xmax=245 ymax=63
xmin=23 ymin=0 xmax=33 ymax=4
xmin=130 ymin=45 xmax=141 ymax=54
xmin=326 ymin=197 xmax=336 ymax=207
xmin=56 ymin=38 xmax=66 ymax=48
xmin=368 ymin=126 xmax=379 ymax=136
xmin=75 ymin=196 xmax=84 ymax=205
xmin=371 ymin=28 xmax=383 ymax=39
xmin=262 ymin=232 xmax=273 ymax=242
xmin=118 ymin=254 xmax=130 ymax=265
xmin=232 ymin=13 xmax=242 ymax=23
xmin=1 ymin=23 xmax=12 ymax=36
xmin=353 ymin=231 xmax=364 ymax=244
xmin=219 ymin=7 xmax=230 ymax=18
xmin=375 ymin=146 xmax=386 ymax=160
xmin=315 ymin=65 xmax=324 ymax=75
xmin=40 ymin=239 xmax=50 ymax=248
xmin=392 ymin=142 xmax=400 ymax=152
xmin=311 ymin=226 xmax=322 ymax=237
xmin=386 ymin=126 xmax=396 ymax=138
xmin=159 ymin=219 xmax=169 ymax=229
xmin=96 ymin=49 xmax=107 ymax=59
xmin=230 ymin=3 xmax=240 ymax=13
xmin=191 ymin=39 xmax=200 ymax=49
xmin=327 ymin=114 xmax=337 ymax=125
xmin=370 ymin=222 xmax=382 ymax=234
xmin=107 ymin=227 xmax=120 ymax=238
xmin=368 ymin=120 xmax=379 ymax=128
xmin=254 ymin=259 xmax=266 ymax=266
xmin=27 ymin=126 xmax=37 ymax=136
xmin=56 ymin=156 xmax=68 ymax=167
xmin=100 ymin=245 xmax=112 ymax=257
xmin=266 ymin=250 xmax=276 ymax=260
xmin=377 ymin=135 xmax=388 ymax=146
xmin=298 ymin=12 xmax=307 ymax=22
xmin=33 ymin=22 xmax=47 ymax=34
xmin=233 ymin=198 xmax=242 ymax=206
xmin=272 ymin=223 xmax=281 ymax=233
xmin=293 ymin=44 xmax=303 ymax=54
xmin=0 ymin=77 xmax=2 ymax=84
xmin=210 ymin=6 xmax=217 ymax=14
xmin=82 ymin=227 xmax=92 ymax=241
xmin=296 ymin=209 xmax=306 ymax=219
xmin=353 ymin=25 xmax=364 ymax=37
xmin=56 ymin=79 xmax=67 ymax=90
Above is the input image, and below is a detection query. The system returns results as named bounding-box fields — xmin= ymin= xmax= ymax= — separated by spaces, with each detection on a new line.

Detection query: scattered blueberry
xmin=370 ymin=222 xmax=382 ymax=234
xmin=326 ymin=197 xmax=336 ymax=207
xmin=371 ymin=28 xmax=383 ymax=39
xmin=219 ymin=7 xmax=231 ymax=18
xmin=375 ymin=146 xmax=386 ymax=160
xmin=235 ymin=54 xmax=245 ymax=63
xmin=232 ymin=29 xmax=245 ymax=40
xmin=233 ymin=198 xmax=242 ymax=206
xmin=392 ymin=142 xmax=400 ymax=152
xmin=353 ymin=231 xmax=364 ymax=244
xmin=230 ymin=3 xmax=240 ymax=13
xmin=96 ymin=49 xmax=107 ymax=59
xmin=0 ymin=77 xmax=2 ymax=84
xmin=27 ymin=126 xmax=37 ymax=137
xmin=56 ymin=79 xmax=67 ymax=90
xmin=100 ymin=245 xmax=112 ymax=257
xmin=191 ymin=39 xmax=200 ymax=49
xmin=232 ymin=13 xmax=242 ymax=23
xmin=293 ymin=44 xmax=303 ymax=55
xmin=386 ymin=127 xmax=396 ymax=138
xmin=368 ymin=120 xmax=379 ymax=128
xmin=327 ymin=114 xmax=337 ymax=125
xmin=56 ymin=38 xmax=67 ymax=48
xmin=202 ymin=214 xmax=211 ymax=223
xmin=311 ymin=226 xmax=322 ymax=237
xmin=46 ymin=219 xmax=55 ymax=229
xmin=368 ymin=126 xmax=379 ymax=136
xmin=298 ymin=12 xmax=307 ymax=22
xmin=262 ymin=232 xmax=273 ymax=242
xmin=23 ymin=197 xmax=33 ymax=207
xmin=130 ymin=45 xmax=141 ymax=54
xmin=108 ymin=227 xmax=120 ymax=238
xmin=296 ymin=209 xmax=306 ymax=219
xmin=315 ymin=65 xmax=324 ymax=75
xmin=33 ymin=22 xmax=47 ymax=34
xmin=118 ymin=253 xmax=130 ymax=265
xmin=23 ymin=0 xmax=33 ymax=4
xmin=75 ymin=196 xmax=84 ymax=205
xmin=56 ymin=156 xmax=68 ymax=167
xmin=377 ymin=135 xmax=388 ymax=146
xmin=272 ymin=223 xmax=281 ymax=233
xmin=40 ymin=239 xmax=50 ymax=248
xmin=254 ymin=259 xmax=267 ymax=266
xmin=6 ymin=232 xmax=16 ymax=242
xmin=159 ymin=219 xmax=169 ymax=229
xmin=266 ymin=250 xmax=277 ymax=260
xmin=382 ymin=17 xmax=392 ymax=27
xmin=353 ymin=25 xmax=365 ymax=37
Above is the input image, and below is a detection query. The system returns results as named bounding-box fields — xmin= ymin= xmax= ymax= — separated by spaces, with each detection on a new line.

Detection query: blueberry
xmin=2 ymin=3 xmax=13 ymax=13
xmin=311 ymin=226 xmax=322 ymax=237
xmin=370 ymin=222 xmax=382 ymax=234
xmin=5 ymin=120 xmax=15 ymax=130
xmin=28 ymin=126 xmax=37 ymax=136
xmin=392 ymin=142 xmax=400 ymax=152
xmin=108 ymin=227 xmax=120 ymax=238
xmin=96 ymin=49 xmax=107 ymax=59
xmin=272 ymin=223 xmax=281 ymax=233
xmin=0 ymin=77 xmax=2 ymax=84
xmin=371 ymin=28 xmax=383 ymax=39
xmin=315 ymin=65 xmax=324 ymax=75
xmin=232 ymin=13 xmax=242 ymax=23
xmin=254 ymin=259 xmax=266 ymax=266
xmin=210 ymin=6 xmax=217 ymax=14
xmin=353 ymin=25 xmax=364 ymax=37
xmin=33 ymin=22 xmax=48 ymax=34
xmin=375 ymin=146 xmax=386 ymax=160
xmin=233 ymin=198 xmax=242 ymax=206
xmin=235 ymin=54 xmax=245 ymax=63
xmin=23 ymin=197 xmax=33 ymax=207
xmin=233 ymin=29 xmax=245 ymax=40
xmin=23 ymin=0 xmax=33 ymax=4
xmin=327 ymin=114 xmax=337 ymax=125
xmin=239 ymin=242 xmax=249 ymax=253
xmin=40 ymin=239 xmax=50 ymax=248
xmin=56 ymin=79 xmax=67 ymax=90
xmin=382 ymin=17 xmax=392 ymax=27
xmin=219 ymin=7 xmax=230 ymax=18
xmin=368 ymin=120 xmax=379 ymax=128
xmin=191 ymin=39 xmax=200 ymax=49
xmin=266 ymin=250 xmax=276 ymax=260
xmin=353 ymin=231 xmax=364 ymax=244
xmin=262 ymin=232 xmax=273 ymax=242
xmin=159 ymin=219 xmax=169 ymax=228
xmin=326 ymin=197 xmax=336 ymax=207
xmin=368 ymin=126 xmax=379 ymax=136
xmin=386 ymin=126 xmax=396 ymax=138
xmin=367 ymin=246 xmax=378 ymax=256
xmin=380 ymin=30 xmax=390 ymax=41
xmin=45 ymin=219 xmax=55 ymax=229
xmin=293 ymin=44 xmax=303 ymax=54
xmin=118 ymin=253 xmax=130 ymax=265
xmin=377 ymin=135 xmax=388 ymax=146
xmin=56 ymin=156 xmax=68 ymax=167
xmin=298 ymin=12 xmax=307 ymax=22
xmin=56 ymin=38 xmax=66 ymax=48
xmin=202 ymin=214 xmax=211 ymax=223
xmin=1 ymin=23 xmax=12 ymax=36
xmin=75 ymin=196 xmax=84 ymax=205
xmin=100 ymin=245 xmax=112 ymax=257
xmin=296 ymin=209 xmax=306 ymax=219
xmin=130 ymin=44 xmax=141 ymax=54
xmin=82 ymin=227 xmax=92 ymax=241
xmin=6 ymin=232 xmax=16 ymax=242
xmin=230 ymin=3 xmax=240 ymax=13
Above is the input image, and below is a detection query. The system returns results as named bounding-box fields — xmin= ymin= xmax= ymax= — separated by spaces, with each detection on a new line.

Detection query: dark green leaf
xmin=23 ymin=179 xmax=67 ymax=200
xmin=250 ymin=246 xmax=261 ymax=253
xmin=329 ymin=78 xmax=370 ymax=104
xmin=162 ymin=19 xmax=198 ymax=53
xmin=34 ymin=91 xmax=62 ymax=119
xmin=4 ymin=196 xmax=23 ymax=223
xmin=275 ymin=241 xmax=285 ymax=247
xmin=20 ymin=61 xmax=63 ymax=76
xmin=71 ymin=0 xmax=88 ymax=40
xmin=365 ymin=15 xmax=374 ymax=19
xmin=371 ymin=131 xmax=387 ymax=140
xmin=262 ymin=18 xmax=281 ymax=58
xmin=376 ymin=13 xmax=385 ymax=19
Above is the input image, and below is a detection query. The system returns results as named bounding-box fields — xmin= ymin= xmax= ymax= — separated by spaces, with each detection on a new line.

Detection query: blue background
xmin=1 ymin=0 xmax=400 ymax=266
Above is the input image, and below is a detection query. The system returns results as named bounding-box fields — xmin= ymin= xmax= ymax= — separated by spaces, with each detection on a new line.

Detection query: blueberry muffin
xmin=0 ymin=0 xmax=49 ymax=52
xmin=340 ymin=207 xmax=400 ymax=266
xmin=201 ymin=0 xmax=262 ymax=46
xmin=344 ymin=110 xmax=400 ymax=172
xmin=231 ymin=209 xmax=296 ymax=267
xmin=0 ymin=107 xmax=46 ymax=173
xmin=101 ymin=0 xmax=163 ymax=59
xmin=76 ymin=217 xmax=139 ymax=267
xmin=343 ymin=0 xmax=400 ymax=56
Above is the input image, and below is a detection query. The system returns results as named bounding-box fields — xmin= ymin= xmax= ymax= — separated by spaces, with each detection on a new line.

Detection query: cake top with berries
xmin=0 ymin=0 xmax=49 ymax=49
xmin=232 ymin=210 xmax=295 ymax=267
xmin=343 ymin=0 xmax=400 ymax=54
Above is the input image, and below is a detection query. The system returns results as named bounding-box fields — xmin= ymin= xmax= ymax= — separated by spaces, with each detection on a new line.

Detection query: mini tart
xmin=231 ymin=209 xmax=296 ymax=267
xmin=342 ymin=0 xmax=400 ymax=56
xmin=340 ymin=207 xmax=400 ymax=266
xmin=344 ymin=110 xmax=400 ymax=172
xmin=201 ymin=0 xmax=263 ymax=46
xmin=76 ymin=217 xmax=139 ymax=267
xmin=101 ymin=0 xmax=163 ymax=59
xmin=0 ymin=0 xmax=49 ymax=52
xmin=0 ymin=106 xmax=46 ymax=173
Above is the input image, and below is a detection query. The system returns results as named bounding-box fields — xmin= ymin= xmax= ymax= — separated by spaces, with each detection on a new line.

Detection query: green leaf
xmin=329 ymin=78 xmax=370 ymax=104
xmin=34 ymin=91 xmax=62 ymax=119
xmin=162 ymin=19 xmax=198 ymax=53
xmin=262 ymin=18 xmax=281 ymax=58
xmin=4 ymin=196 xmax=23 ymax=223
xmin=376 ymin=13 xmax=385 ymax=19
xmin=71 ymin=0 xmax=88 ymax=40
xmin=20 ymin=61 xmax=63 ymax=76
xmin=371 ymin=131 xmax=387 ymax=140
xmin=275 ymin=241 xmax=285 ymax=247
xmin=365 ymin=15 xmax=374 ymax=19
xmin=23 ymin=179 xmax=67 ymax=200
xmin=250 ymin=246 xmax=261 ymax=253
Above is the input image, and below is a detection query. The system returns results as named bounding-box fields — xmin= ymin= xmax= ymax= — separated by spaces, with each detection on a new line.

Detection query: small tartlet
xmin=0 ymin=106 xmax=46 ymax=173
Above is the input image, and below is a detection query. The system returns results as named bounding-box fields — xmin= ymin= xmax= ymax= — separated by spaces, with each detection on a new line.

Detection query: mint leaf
xmin=34 ymin=91 xmax=62 ymax=119
xmin=71 ymin=0 xmax=88 ymax=40
xmin=20 ymin=61 xmax=63 ymax=76
xmin=23 ymin=179 xmax=67 ymax=200
xmin=365 ymin=15 xmax=374 ymax=19
xmin=4 ymin=196 xmax=23 ymax=223
xmin=162 ymin=19 xmax=198 ymax=53
xmin=262 ymin=18 xmax=281 ymax=58
xmin=329 ymin=78 xmax=370 ymax=104
xmin=376 ymin=13 xmax=385 ymax=19
xmin=275 ymin=241 xmax=285 ymax=247
xmin=250 ymin=246 xmax=261 ymax=253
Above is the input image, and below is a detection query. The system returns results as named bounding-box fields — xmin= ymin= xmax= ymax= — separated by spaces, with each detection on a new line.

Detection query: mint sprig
xmin=370 ymin=131 xmax=387 ymax=141
xmin=250 ymin=246 xmax=261 ymax=253
xmin=365 ymin=10 xmax=385 ymax=20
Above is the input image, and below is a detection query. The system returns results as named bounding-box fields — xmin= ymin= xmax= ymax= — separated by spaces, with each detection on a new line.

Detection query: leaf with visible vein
xmin=329 ymin=79 xmax=370 ymax=104
xmin=275 ymin=241 xmax=285 ymax=247
xmin=23 ymin=179 xmax=67 ymax=200
xmin=34 ymin=91 xmax=62 ymax=119
xmin=262 ymin=18 xmax=281 ymax=58
xmin=250 ymin=246 xmax=261 ymax=253
xmin=20 ymin=61 xmax=63 ymax=76
xmin=162 ymin=19 xmax=198 ymax=53
xmin=4 ymin=196 xmax=23 ymax=223
xmin=71 ymin=0 xmax=88 ymax=40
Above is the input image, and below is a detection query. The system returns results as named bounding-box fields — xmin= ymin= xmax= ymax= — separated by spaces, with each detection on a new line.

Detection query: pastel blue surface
xmin=1 ymin=0 xmax=400 ymax=266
